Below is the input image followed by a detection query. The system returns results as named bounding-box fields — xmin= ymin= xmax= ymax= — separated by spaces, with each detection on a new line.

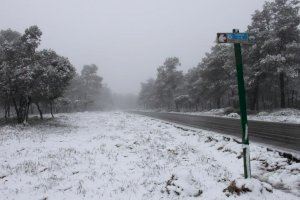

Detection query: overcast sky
xmin=0 ymin=0 xmax=266 ymax=94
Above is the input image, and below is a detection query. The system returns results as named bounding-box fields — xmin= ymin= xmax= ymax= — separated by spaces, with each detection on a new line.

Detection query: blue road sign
xmin=227 ymin=33 xmax=249 ymax=41
xmin=217 ymin=33 xmax=249 ymax=44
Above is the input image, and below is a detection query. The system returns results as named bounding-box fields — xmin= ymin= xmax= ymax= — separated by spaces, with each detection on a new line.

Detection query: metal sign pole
xmin=232 ymin=30 xmax=251 ymax=179
xmin=216 ymin=29 xmax=251 ymax=178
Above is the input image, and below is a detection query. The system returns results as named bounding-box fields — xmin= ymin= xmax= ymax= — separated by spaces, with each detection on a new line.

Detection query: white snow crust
xmin=0 ymin=112 xmax=299 ymax=199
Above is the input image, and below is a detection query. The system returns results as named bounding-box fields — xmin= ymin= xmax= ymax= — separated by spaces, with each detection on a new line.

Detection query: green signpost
xmin=217 ymin=29 xmax=251 ymax=178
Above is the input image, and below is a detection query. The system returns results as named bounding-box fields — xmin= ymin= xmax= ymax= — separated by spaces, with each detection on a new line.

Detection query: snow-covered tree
xmin=80 ymin=64 xmax=103 ymax=109
xmin=138 ymin=0 xmax=300 ymax=112
xmin=247 ymin=0 xmax=300 ymax=110
xmin=0 ymin=26 xmax=42 ymax=123
xmin=32 ymin=49 xmax=75 ymax=118
xmin=0 ymin=26 xmax=75 ymax=122
xmin=138 ymin=79 xmax=156 ymax=109
xmin=199 ymin=45 xmax=235 ymax=109
xmin=0 ymin=29 xmax=22 ymax=119
xmin=154 ymin=57 xmax=183 ymax=110
xmin=59 ymin=64 xmax=104 ymax=112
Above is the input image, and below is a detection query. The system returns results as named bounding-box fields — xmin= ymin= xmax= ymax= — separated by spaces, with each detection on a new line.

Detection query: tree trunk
xmin=175 ymin=102 xmax=179 ymax=112
xmin=255 ymin=91 xmax=259 ymax=112
xmin=296 ymin=92 xmax=299 ymax=108
xmin=250 ymin=80 xmax=259 ymax=111
xmin=19 ymin=98 xmax=26 ymax=123
xmin=291 ymin=90 xmax=295 ymax=107
xmin=4 ymin=99 xmax=10 ymax=120
xmin=24 ymin=97 xmax=31 ymax=123
xmin=50 ymin=101 xmax=54 ymax=118
xmin=216 ymin=97 xmax=221 ymax=109
xmin=12 ymin=97 xmax=22 ymax=123
xmin=7 ymin=105 xmax=10 ymax=118
xmin=279 ymin=72 xmax=285 ymax=108
xmin=11 ymin=96 xmax=31 ymax=124
xmin=35 ymin=103 xmax=43 ymax=120
xmin=30 ymin=104 xmax=34 ymax=114
xmin=262 ymin=95 xmax=265 ymax=110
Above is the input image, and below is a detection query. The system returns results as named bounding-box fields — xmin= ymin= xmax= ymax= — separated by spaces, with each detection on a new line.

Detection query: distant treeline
xmin=138 ymin=0 xmax=300 ymax=112
xmin=0 ymin=26 xmax=113 ymax=123
xmin=55 ymin=64 xmax=113 ymax=113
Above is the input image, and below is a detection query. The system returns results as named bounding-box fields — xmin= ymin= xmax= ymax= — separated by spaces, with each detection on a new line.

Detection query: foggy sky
xmin=0 ymin=0 xmax=266 ymax=94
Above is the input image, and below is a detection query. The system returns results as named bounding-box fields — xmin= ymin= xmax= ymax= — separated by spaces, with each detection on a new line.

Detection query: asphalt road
xmin=131 ymin=111 xmax=300 ymax=152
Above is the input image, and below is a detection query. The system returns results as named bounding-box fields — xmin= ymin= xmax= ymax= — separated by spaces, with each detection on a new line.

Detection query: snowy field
xmin=0 ymin=112 xmax=299 ymax=199
xmin=169 ymin=108 xmax=300 ymax=124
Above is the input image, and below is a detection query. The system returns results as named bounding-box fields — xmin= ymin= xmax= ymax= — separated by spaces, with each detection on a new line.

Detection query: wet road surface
xmin=131 ymin=111 xmax=300 ymax=152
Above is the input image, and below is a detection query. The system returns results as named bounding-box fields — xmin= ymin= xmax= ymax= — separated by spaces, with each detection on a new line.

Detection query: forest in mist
xmin=138 ymin=0 xmax=300 ymax=112
xmin=0 ymin=26 xmax=136 ymax=123
xmin=0 ymin=0 xmax=299 ymax=124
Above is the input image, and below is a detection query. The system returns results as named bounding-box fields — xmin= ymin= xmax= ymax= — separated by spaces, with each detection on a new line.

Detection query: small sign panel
xmin=217 ymin=33 xmax=249 ymax=44
xmin=217 ymin=33 xmax=228 ymax=43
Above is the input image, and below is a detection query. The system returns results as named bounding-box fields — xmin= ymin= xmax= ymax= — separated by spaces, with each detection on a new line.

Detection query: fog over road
xmin=132 ymin=111 xmax=300 ymax=152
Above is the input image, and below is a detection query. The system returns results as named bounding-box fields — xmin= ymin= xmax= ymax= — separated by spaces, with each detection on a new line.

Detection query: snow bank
xmin=249 ymin=108 xmax=300 ymax=123
xmin=170 ymin=108 xmax=300 ymax=124
xmin=0 ymin=111 xmax=298 ymax=199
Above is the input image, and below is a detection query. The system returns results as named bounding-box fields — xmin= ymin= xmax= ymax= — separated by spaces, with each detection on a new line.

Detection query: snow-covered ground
xmin=171 ymin=108 xmax=300 ymax=124
xmin=0 ymin=112 xmax=299 ymax=199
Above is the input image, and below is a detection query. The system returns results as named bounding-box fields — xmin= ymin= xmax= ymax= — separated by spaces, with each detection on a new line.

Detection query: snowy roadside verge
xmin=0 ymin=112 xmax=299 ymax=199
xmin=165 ymin=108 xmax=300 ymax=124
